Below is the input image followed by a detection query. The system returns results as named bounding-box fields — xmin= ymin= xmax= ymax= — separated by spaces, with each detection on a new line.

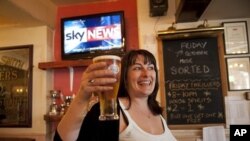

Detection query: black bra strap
xmin=120 ymin=106 xmax=129 ymax=126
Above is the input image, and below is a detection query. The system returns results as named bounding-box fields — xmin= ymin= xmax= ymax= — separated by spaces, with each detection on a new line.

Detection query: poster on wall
xmin=0 ymin=45 xmax=33 ymax=127
xmin=223 ymin=21 xmax=249 ymax=54
xmin=226 ymin=57 xmax=250 ymax=90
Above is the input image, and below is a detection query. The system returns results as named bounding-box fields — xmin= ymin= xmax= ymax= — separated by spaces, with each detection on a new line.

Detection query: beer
xmin=93 ymin=55 xmax=121 ymax=120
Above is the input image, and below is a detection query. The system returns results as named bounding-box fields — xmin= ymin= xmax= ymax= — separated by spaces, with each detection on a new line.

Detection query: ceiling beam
xmin=8 ymin=0 xmax=57 ymax=28
xmin=175 ymin=0 xmax=212 ymax=23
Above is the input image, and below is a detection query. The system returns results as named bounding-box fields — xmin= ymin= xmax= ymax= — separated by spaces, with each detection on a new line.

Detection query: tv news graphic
xmin=64 ymin=24 xmax=122 ymax=53
xmin=61 ymin=11 xmax=125 ymax=60
xmin=230 ymin=125 xmax=250 ymax=141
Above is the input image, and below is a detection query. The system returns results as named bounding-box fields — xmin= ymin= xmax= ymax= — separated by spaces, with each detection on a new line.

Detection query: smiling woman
xmin=54 ymin=49 xmax=177 ymax=141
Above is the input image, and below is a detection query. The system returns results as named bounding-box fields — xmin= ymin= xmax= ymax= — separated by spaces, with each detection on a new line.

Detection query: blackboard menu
xmin=162 ymin=36 xmax=225 ymax=125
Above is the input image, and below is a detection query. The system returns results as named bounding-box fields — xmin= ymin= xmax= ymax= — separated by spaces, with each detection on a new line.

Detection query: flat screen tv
xmin=61 ymin=11 xmax=125 ymax=60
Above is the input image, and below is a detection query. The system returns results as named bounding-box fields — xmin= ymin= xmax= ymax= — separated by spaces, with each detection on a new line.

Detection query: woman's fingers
xmin=84 ymin=62 xmax=115 ymax=82
xmin=88 ymin=77 xmax=117 ymax=86
xmin=85 ymin=62 xmax=107 ymax=73
xmin=78 ymin=62 xmax=117 ymax=101
xmin=88 ymin=69 xmax=116 ymax=80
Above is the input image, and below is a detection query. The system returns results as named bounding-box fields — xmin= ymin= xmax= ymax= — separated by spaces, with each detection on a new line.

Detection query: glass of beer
xmin=93 ymin=55 xmax=121 ymax=121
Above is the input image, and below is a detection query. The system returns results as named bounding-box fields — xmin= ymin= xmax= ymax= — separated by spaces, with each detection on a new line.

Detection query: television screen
xmin=61 ymin=11 xmax=125 ymax=60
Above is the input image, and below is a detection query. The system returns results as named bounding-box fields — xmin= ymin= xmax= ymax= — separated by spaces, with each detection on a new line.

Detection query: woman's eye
xmin=134 ymin=67 xmax=141 ymax=70
xmin=148 ymin=66 xmax=154 ymax=70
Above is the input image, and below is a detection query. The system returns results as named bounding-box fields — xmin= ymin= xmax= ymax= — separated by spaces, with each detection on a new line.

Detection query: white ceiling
xmin=200 ymin=0 xmax=250 ymax=20
xmin=0 ymin=0 xmax=249 ymax=29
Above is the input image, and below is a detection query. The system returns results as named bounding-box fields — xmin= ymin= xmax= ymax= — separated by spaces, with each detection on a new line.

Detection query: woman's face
xmin=126 ymin=55 xmax=156 ymax=97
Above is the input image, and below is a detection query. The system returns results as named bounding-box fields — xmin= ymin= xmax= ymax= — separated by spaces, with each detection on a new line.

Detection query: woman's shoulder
xmin=118 ymin=97 xmax=129 ymax=109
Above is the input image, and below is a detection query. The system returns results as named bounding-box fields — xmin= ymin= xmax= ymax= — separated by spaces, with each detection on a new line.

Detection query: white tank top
xmin=119 ymin=101 xmax=177 ymax=141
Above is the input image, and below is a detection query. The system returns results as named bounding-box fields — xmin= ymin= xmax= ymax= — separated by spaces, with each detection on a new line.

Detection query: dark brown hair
xmin=118 ymin=49 xmax=162 ymax=115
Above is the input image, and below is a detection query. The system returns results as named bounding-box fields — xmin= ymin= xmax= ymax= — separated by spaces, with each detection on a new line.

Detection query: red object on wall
xmin=53 ymin=0 xmax=139 ymax=96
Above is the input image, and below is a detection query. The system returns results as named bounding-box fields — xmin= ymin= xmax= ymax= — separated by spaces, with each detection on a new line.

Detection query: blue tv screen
xmin=61 ymin=11 xmax=125 ymax=60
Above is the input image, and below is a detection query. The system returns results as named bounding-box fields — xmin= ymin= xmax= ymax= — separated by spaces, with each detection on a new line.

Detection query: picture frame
xmin=226 ymin=57 xmax=250 ymax=91
xmin=0 ymin=45 xmax=33 ymax=127
xmin=223 ymin=21 xmax=249 ymax=55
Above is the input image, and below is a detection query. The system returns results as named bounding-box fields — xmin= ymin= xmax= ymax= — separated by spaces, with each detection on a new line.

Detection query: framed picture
xmin=226 ymin=57 xmax=250 ymax=90
xmin=0 ymin=45 xmax=33 ymax=127
xmin=223 ymin=21 xmax=249 ymax=55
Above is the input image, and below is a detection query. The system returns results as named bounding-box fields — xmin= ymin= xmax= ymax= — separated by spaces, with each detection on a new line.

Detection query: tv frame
xmin=61 ymin=11 xmax=126 ymax=60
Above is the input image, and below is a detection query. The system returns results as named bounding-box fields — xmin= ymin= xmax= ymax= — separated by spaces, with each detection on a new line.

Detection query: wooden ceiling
xmin=176 ymin=0 xmax=212 ymax=23
xmin=0 ymin=0 xmax=249 ymax=29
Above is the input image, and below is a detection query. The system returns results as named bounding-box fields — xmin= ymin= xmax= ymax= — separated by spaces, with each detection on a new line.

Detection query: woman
xmin=54 ymin=49 xmax=177 ymax=141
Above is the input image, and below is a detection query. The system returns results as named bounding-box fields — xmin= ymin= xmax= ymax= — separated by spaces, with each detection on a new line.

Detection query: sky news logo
xmin=65 ymin=24 xmax=121 ymax=42
xmin=230 ymin=125 xmax=250 ymax=141
xmin=64 ymin=24 xmax=122 ymax=53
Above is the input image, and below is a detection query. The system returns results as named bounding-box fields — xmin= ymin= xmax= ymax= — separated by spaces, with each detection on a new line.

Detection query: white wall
xmin=0 ymin=26 xmax=53 ymax=141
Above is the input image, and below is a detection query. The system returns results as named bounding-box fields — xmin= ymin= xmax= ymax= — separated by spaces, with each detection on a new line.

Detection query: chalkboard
xmin=161 ymin=35 xmax=225 ymax=126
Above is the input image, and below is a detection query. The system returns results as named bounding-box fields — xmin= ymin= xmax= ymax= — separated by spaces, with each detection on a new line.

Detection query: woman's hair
xmin=118 ymin=49 xmax=163 ymax=115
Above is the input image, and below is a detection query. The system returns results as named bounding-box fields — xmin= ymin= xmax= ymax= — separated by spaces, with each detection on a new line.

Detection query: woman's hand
xmin=58 ymin=61 xmax=118 ymax=141
xmin=77 ymin=61 xmax=117 ymax=102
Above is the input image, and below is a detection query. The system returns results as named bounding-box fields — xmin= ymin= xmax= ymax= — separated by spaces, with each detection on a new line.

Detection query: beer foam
xmin=93 ymin=55 xmax=121 ymax=62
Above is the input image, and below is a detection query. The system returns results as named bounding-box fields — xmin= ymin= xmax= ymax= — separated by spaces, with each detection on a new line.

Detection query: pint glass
xmin=93 ymin=55 xmax=121 ymax=121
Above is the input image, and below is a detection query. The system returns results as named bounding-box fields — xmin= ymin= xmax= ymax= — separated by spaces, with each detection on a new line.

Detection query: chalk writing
xmin=170 ymin=65 xmax=210 ymax=75
xmin=162 ymin=37 xmax=225 ymax=125
xmin=167 ymin=79 xmax=221 ymax=90
xmin=181 ymin=42 xmax=207 ymax=49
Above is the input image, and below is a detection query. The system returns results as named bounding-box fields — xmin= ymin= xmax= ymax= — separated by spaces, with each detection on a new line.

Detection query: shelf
xmin=38 ymin=59 xmax=92 ymax=70
xmin=44 ymin=114 xmax=63 ymax=122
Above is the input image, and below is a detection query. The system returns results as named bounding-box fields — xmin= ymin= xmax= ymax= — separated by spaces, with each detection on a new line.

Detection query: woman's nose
xmin=141 ymin=68 xmax=150 ymax=76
